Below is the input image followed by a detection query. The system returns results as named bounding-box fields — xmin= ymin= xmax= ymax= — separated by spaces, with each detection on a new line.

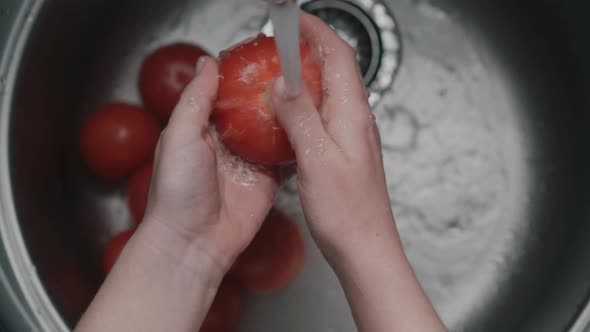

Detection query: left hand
xmin=75 ymin=56 xmax=280 ymax=332
xmin=141 ymin=55 xmax=280 ymax=273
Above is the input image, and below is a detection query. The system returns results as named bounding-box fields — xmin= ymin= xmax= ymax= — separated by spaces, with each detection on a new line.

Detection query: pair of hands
xmin=143 ymin=12 xmax=388 ymax=273
xmin=77 ymin=12 xmax=446 ymax=332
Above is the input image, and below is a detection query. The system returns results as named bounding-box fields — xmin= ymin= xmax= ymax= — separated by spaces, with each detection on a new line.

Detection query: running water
xmin=267 ymin=0 xmax=304 ymax=97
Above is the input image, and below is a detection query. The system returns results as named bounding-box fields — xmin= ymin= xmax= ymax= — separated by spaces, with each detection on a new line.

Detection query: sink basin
xmin=0 ymin=0 xmax=588 ymax=331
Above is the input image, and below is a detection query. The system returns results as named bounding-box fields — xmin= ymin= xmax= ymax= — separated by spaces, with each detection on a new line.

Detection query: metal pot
xmin=0 ymin=0 xmax=588 ymax=331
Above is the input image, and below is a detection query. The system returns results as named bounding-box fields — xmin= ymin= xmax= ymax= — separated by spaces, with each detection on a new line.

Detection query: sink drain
xmin=301 ymin=0 xmax=383 ymax=85
xmin=262 ymin=0 xmax=401 ymax=106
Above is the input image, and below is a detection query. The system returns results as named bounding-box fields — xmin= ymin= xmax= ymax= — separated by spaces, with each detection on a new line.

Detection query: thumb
xmin=272 ymin=76 xmax=332 ymax=158
xmin=166 ymin=56 xmax=218 ymax=141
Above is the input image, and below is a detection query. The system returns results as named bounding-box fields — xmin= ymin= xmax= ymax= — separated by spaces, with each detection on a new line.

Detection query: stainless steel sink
xmin=0 ymin=0 xmax=588 ymax=331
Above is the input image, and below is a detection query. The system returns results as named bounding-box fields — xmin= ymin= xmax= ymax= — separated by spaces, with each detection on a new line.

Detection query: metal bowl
xmin=0 ymin=0 xmax=589 ymax=331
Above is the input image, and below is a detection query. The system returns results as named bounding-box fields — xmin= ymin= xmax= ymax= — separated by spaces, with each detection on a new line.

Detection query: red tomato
xmin=80 ymin=103 xmax=160 ymax=180
xmin=200 ymin=279 xmax=243 ymax=332
xmin=231 ymin=209 xmax=305 ymax=293
xmin=213 ymin=34 xmax=323 ymax=166
xmin=127 ymin=162 xmax=153 ymax=225
xmin=139 ymin=43 xmax=209 ymax=122
xmin=102 ymin=229 xmax=135 ymax=275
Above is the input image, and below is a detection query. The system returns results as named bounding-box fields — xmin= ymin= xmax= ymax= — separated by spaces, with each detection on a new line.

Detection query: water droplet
xmin=187 ymin=97 xmax=201 ymax=113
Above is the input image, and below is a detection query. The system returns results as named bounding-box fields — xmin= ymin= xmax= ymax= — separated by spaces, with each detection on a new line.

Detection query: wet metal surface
xmin=0 ymin=0 xmax=589 ymax=331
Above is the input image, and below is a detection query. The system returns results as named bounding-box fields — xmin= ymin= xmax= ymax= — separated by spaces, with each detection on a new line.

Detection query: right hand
xmin=272 ymin=13 xmax=447 ymax=332
xmin=272 ymin=12 xmax=399 ymax=260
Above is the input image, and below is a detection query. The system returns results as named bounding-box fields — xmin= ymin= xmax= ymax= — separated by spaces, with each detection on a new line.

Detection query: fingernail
xmin=195 ymin=57 xmax=207 ymax=76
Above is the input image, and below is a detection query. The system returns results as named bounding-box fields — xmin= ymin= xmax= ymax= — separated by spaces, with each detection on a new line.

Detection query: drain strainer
xmin=261 ymin=0 xmax=402 ymax=106
xmin=301 ymin=0 xmax=383 ymax=85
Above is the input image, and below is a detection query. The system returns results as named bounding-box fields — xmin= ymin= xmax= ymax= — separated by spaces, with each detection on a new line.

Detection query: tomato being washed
xmin=139 ymin=43 xmax=210 ymax=122
xmin=200 ymin=279 xmax=243 ymax=332
xmin=213 ymin=34 xmax=323 ymax=166
xmin=80 ymin=103 xmax=160 ymax=180
xmin=102 ymin=229 xmax=135 ymax=275
xmin=127 ymin=162 xmax=153 ymax=225
xmin=231 ymin=209 xmax=305 ymax=293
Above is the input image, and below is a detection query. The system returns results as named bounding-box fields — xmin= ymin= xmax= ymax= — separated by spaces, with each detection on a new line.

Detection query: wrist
xmin=322 ymin=221 xmax=408 ymax=274
xmin=137 ymin=217 xmax=229 ymax=284
xmin=312 ymin=215 xmax=404 ymax=267
xmin=81 ymin=219 xmax=228 ymax=332
xmin=322 ymin=224 xmax=446 ymax=332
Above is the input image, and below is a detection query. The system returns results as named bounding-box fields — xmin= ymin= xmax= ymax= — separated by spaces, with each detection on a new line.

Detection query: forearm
xmin=76 ymin=218 xmax=225 ymax=332
xmin=326 ymin=219 xmax=447 ymax=332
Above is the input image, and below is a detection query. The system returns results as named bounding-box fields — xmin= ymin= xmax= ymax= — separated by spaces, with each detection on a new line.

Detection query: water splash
xmin=207 ymin=126 xmax=260 ymax=187
xmin=238 ymin=63 xmax=259 ymax=84
xmin=221 ymin=153 xmax=259 ymax=187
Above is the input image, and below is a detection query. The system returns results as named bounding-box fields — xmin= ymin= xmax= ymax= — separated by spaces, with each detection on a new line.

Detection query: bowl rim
xmin=0 ymin=0 xmax=70 ymax=331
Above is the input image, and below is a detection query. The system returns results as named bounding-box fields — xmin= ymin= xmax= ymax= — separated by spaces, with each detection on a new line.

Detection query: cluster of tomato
xmin=80 ymin=33 xmax=322 ymax=332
